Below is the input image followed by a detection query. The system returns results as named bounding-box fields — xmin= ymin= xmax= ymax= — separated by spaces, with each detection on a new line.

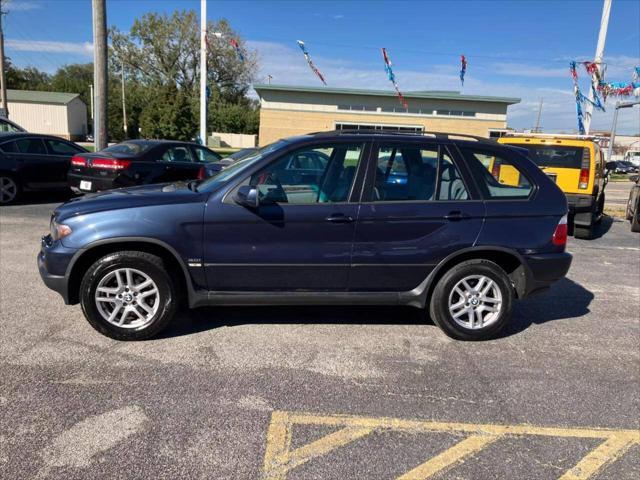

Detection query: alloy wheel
xmin=95 ymin=268 xmax=160 ymax=329
xmin=0 ymin=176 xmax=17 ymax=204
xmin=448 ymin=275 xmax=503 ymax=330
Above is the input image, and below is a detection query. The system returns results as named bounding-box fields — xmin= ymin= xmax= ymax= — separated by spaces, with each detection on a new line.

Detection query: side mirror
xmin=630 ymin=174 xmax=639 ymax=183
xmin=235 ymin=185 xmax=259 ymax=208
xmin=605 ymin=161 xmax=617 ymax=172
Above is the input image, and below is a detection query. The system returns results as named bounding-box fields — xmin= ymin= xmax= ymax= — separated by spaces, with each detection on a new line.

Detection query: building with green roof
xmin=6 ymin=90 xmax=88 ymax=140
xmin=253 ymin=84 xmax=520 ymax=145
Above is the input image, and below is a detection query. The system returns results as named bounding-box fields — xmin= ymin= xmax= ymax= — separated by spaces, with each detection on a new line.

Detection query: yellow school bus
xmin=498 ymin=134 xmax=607 ymax=239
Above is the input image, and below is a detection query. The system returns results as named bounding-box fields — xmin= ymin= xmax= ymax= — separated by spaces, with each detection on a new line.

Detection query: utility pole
xmin=0 ymin=0 xmax=8 ymax=118
xmin=121 ymin=61 xmax=127 ymax=138
xmin=199 ymin=0 xmax=207 ymax=145
xmin=92 ymin=0 xmax=108 ymax=151
xmin=534 ymin=97 xmax=543 ymax=133
xmin=584 ymin=0 xmax=611 ymax=134
xmin=267 ymin=74 xmax=273 ymax=85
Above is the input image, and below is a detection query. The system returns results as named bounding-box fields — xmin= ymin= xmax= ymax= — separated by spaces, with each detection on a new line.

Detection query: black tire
xmin=631 ymin=210 xmax=640 ymax=233
xmin=0 ymin=173 xmax=21 ymax=205
xmin=595 ymin=192 xmax=604 ymax=224
xmin=79 ymin=251 xmax=177 ymax=340
xmin=574 ymin=203 xmax=596 ymax=240
xmin=429 ymin=259 xmax=514 ymax=341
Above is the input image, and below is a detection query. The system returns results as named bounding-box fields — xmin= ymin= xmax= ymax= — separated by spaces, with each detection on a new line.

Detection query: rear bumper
xmin=68 ymin=172 xmax=116 ymax=193
xmin=522 ymin=252 xmax=573 ymax=297
xmin=565 ymin=193 xmax=594 ymax=214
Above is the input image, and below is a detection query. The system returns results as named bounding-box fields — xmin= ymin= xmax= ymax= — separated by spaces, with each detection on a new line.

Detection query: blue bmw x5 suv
xmin=38 ymin=131 xmax=572 ymax=341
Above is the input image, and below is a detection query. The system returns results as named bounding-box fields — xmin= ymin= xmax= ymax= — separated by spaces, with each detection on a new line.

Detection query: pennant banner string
xmin=297 ymin=40 xmax=327 ymax=85
xmin=381 ymin=48 xmax=408 ymax=109
xmin=229 ymin=38 xmax=245 ymax=62
xmin=460 ymin=55 xmax=467 ymax=86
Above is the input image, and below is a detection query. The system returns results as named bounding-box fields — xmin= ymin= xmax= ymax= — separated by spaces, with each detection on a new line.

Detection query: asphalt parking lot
xmin=1 ymin=195 xmax=639 ymax=479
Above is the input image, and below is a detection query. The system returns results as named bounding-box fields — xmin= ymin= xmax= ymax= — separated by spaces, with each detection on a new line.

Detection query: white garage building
xmin=6 ymin=90 xmax=88 ymax=141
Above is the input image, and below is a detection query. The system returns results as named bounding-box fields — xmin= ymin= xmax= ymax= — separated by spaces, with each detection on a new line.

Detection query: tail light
xmin=71 ymin=155 xmax=87 ymax=167
xmin=91 ymin=158 xmax=131 ymax=170
xmin=579 ymin=147 xmax=590 ymax=189
xmin=578 ymin=168 xmax=589 ymax=189
xmin=197 ymin=166 xmax=206 ymax=180
xmin=491 ymin=161 xmax=501 ymax=179
xmin=552 ymin=214 xmax=568 ymax=248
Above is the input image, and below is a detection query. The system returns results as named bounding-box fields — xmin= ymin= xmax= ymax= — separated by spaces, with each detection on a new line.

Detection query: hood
xmin=54 ymin=182 xmax=204 ymax=221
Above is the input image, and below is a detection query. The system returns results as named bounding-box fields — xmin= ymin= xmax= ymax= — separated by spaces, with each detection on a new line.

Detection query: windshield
xmin=103 ymin=142 xmax=152 ymax=155
xmin=197 ymin=140 xmax=289 ymax=192
xmin=516 ymin=144 xmax=585 ymax=169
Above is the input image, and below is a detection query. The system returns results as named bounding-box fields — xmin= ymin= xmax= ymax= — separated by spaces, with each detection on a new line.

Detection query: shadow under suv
xmin=38 ymin=131 xmax=572 ymax=341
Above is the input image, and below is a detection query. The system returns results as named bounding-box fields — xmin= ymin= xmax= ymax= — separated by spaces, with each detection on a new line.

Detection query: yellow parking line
xmin=396 ymin=434 xmax=500 ymax=480
xmin=559 ymin=434 xmax=638 ymax=480
xmin=263 ymin=411 xmax=640 ymax=480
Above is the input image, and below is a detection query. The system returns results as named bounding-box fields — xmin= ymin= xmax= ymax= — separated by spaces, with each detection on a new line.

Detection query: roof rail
xmin=309 ymin=129 xmax=497 ymax=143
xmin=503 ymin=132 xmax=599 ymax=140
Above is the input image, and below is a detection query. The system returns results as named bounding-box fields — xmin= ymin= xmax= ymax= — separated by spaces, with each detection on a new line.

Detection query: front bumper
xmin=522 ymin=252 xmax=573 ymax=297
xmin=37 ymin=235 xmax=77 ymax=304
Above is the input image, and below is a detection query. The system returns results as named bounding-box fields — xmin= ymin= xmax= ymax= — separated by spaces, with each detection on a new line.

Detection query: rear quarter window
xmin=460 ymin=147 xmax=533 ymax=199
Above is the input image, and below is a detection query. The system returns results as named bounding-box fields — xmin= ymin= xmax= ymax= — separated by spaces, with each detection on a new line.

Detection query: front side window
xmin=46 ymin=139 xmax=82 ymax=155
xmin=193 ymin=146 xmax=221 ymax=163
xmin=162 ymin=146 xmax=193 ymax=163
xmin=373 ymin=145 xmax=468 ymax=201
xmin=248 ymin=143 xmax=364 ymax=204
xmin=461 ymin=148 xmax=533 ymax=199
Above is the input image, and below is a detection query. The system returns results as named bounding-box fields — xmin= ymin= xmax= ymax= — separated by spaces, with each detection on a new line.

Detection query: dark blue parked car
xmin=38 ymin=131 xmax=572 ymax=341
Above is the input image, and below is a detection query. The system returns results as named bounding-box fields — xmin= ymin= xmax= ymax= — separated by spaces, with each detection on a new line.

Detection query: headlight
xmin=50 ymin=220 xmax=72 ymax=241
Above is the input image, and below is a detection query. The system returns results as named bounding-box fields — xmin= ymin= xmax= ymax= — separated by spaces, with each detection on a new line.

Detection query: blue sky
xmin=4 ymin=0 xmax=640 ymax=134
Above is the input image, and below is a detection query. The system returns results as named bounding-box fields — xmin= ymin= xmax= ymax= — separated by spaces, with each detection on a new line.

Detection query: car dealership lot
xmin=1 ymin=200 xmax=639 ymax=479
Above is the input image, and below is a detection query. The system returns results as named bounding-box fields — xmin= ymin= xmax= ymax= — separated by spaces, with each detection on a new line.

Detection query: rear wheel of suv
xmin=79 ymin=251 xmax=177 ymax=340
xmin=429 ymin=259 xmax=514 ymax=341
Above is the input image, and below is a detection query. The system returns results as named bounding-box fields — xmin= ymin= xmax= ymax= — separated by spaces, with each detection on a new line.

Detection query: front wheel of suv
xmin=79 ymin=251 xmax=178 ymax=340
xmin=429 ymin=259 xmax=514 ymax=341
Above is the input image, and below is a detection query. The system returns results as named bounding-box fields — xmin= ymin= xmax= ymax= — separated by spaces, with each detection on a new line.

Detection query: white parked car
xmin=624 ymin=150 xmax=640 ymax=168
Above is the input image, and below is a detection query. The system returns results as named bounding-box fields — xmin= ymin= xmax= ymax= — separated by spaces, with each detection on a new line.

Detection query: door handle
xmin=444 ymin=211 xmax=469 ymax=221
xmin=325 ymin=213 xmax=354 ymax=224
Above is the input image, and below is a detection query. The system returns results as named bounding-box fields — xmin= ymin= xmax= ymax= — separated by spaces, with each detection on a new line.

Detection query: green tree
xmin=138 ymin=84 xmax=197 ymax=141
xmin=50 ymin=63 xmax=93 ymax=107
xmin=6 ymin=61 xmax=51 ymax=91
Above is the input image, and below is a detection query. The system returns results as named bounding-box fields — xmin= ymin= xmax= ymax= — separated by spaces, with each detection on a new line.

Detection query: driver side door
xmin=202 ymin=141 xmax=370 ymax=292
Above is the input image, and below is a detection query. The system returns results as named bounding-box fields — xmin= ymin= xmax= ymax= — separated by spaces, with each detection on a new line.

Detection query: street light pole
xmin=607 ymin=100 xmax=639 ymax=162
xmin=199 ymin=0 xmax=207 ymax=145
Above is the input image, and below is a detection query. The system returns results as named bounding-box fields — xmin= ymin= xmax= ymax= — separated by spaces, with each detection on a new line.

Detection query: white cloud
xmin=4 ymin=0 xmax=42 ymax=11
xmin=248 ymin=40 xmax=640 ymax=134
xmin=5 ymin=39 xmax=94 ymax=56
xmin=491 ymin=63 xmax=567 ymax=78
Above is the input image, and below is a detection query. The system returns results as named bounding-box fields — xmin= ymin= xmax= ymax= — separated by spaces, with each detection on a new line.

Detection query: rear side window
xmin=373 ymin=145 xmax=468 ymax=202
xmin=461 ymin=148 xmax=533 ymax=199
xmin=15 ymin=138 xmax=47 ymax=155
xmin=0 ymin=141 xmax=18 ymax=153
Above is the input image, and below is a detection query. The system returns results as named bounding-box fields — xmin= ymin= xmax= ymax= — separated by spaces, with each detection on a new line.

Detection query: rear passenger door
xmin=13 ymin=137 xmax=69 ymax=189
xmin=350 ymin=141 xmax=485 ymax=292
xmin=44 ymin=138 xmax=84 ymax=183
